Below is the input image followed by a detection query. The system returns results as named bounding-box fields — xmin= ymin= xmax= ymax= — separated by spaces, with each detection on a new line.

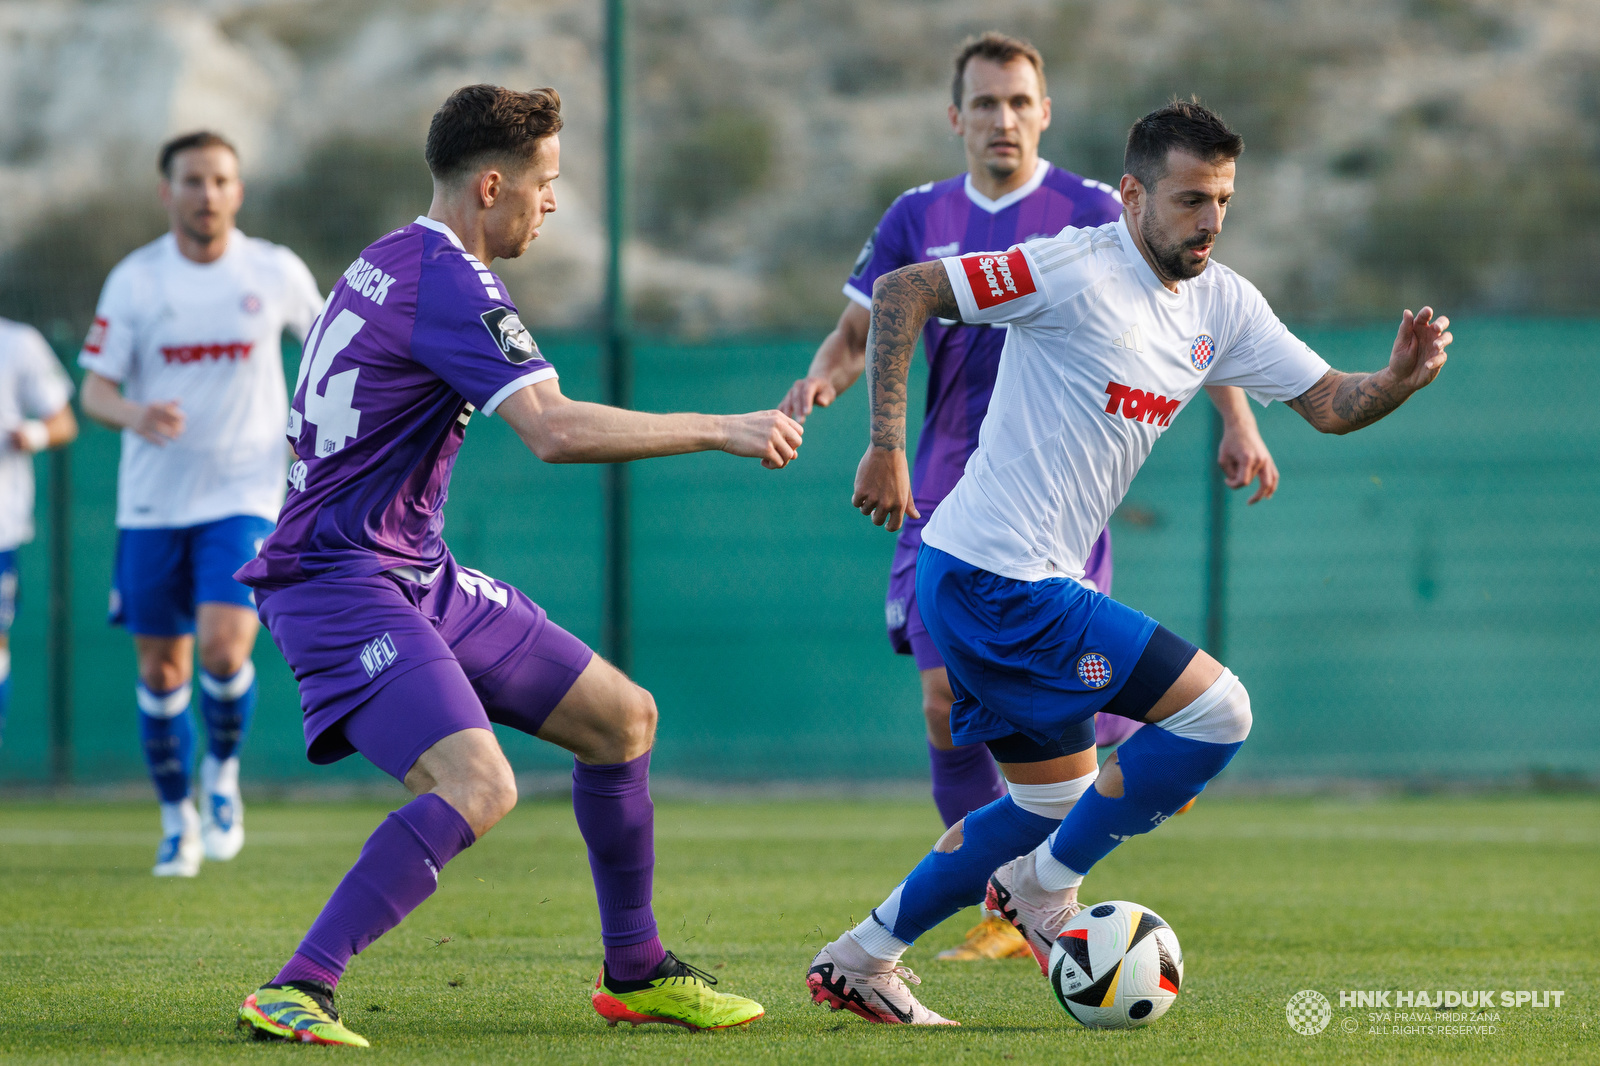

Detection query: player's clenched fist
xmin=852 ymin=446 xmax=920 ymax=531
xmin=134 ymin=400 xmax=186 ymax=446
xmin=722 ymin=410 xmax=804 ymax=468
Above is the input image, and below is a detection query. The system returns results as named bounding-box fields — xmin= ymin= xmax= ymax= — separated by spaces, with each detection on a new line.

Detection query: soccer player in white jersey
xmin=806 ymin=99 xmax=1451 ymax=1024
xmin=780 ymin=32 xmax=1279 ymax=963
xmin=79 ymin=131 xmax=323 ymax=877
xmin=0 ymin=319 xmax=78 ymax=749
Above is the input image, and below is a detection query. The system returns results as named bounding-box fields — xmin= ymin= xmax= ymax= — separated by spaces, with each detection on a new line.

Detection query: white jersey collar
xmin=1114 ymin=216 xmax=1184 ymax=305
xmin=414 ymin=215 xmax=466 ymax=249
xmin=162 ymin=228 xmax=244 ymax=267
xmin=963 ymin=158 xmax=1050 ymax=215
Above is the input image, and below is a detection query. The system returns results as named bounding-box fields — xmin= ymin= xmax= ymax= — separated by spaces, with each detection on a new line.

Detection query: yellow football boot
xmin=592 ymin=951 xmax=764 ymax=1031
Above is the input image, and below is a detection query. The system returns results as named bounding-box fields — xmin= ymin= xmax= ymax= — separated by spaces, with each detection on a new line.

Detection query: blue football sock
xmin=200 ymin=661 xmax=256 ymax=761
xmin=137 ymin=682 xmax=195 ymax=805
xmin=872 ymin=795 xmax=1057 ymax=946
xmin=1047 ymin=723 xmax=1242 ymax=877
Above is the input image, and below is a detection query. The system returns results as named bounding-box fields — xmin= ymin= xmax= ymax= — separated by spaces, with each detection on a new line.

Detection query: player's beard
xmin=1140 ymin=211 xmax=1213 ymax=282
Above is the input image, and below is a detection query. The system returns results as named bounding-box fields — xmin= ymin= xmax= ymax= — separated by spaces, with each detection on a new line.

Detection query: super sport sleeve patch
xmin=959 ymin=248 xmax=1037 ymax=310
xmin=943 ymin=245 xmax=1050 ymax=325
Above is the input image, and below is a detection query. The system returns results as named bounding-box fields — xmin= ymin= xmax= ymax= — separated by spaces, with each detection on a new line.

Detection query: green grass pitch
xmin=1 ymin=794 xmax=1594 ymax=1064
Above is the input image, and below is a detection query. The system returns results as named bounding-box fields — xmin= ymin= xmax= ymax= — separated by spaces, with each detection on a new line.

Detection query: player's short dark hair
xmin=951 ymin=32 xmax=1046 ymax=109
xmin=159 ymin=131 xmax=237 ymax=178
xmin=425 ymin=85 xmax=564 ymax=183
xmin=1124 ymin=98 xmax=1244 ymax=191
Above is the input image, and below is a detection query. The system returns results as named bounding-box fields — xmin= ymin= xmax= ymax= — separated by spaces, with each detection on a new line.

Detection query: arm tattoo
xmin=866 ymin=262 xmax=958 ymax=449
xmin=1288 ymin=369 xmax=1409 ymax=434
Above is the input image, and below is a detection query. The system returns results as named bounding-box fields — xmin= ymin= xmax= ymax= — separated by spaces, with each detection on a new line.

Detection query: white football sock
xmin=160 ymin=797 xmax=199 ymax=839
xmin=848 ymin=883 xmax=911 ymax=962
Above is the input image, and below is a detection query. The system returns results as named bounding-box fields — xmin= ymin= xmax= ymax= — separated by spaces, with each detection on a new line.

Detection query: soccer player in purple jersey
xmin=233 ymin=86 xmax=800 ymax=1046
xmin=780 ymin=33 xmax=1280 ymax=962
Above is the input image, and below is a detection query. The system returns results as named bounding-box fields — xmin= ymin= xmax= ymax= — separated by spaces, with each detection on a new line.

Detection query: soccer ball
xmin=1047 ymin=900 xmax=1183 ymax=1029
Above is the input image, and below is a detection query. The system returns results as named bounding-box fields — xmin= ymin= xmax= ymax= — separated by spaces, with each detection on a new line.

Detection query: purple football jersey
xmin=846 ymin=161 xmax=1122 ymax=541
xmin=238 ymin=217 xmax=557 ymax=589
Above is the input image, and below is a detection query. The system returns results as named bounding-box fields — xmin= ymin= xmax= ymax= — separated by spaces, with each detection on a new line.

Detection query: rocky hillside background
xmin=1 ymin=0 xmax=1597 ymax=343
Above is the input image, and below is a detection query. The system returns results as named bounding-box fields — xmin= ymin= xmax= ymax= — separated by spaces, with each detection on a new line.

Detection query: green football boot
xmin=592 ymin=951 xmax=765 ymax=1031
xmin=238 ymin=981 xmax=370 ymax=1047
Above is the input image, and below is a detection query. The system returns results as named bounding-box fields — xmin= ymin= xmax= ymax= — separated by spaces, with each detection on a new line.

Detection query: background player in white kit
xmin=79 ymin=132 xmax=322 ymax=877
xmin=0 ymin=319 xmax=78 ymax=750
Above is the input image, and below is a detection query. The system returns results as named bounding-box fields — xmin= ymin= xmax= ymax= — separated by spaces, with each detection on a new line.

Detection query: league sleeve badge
xmin=480 ymin=307 xmax=540 ymax=364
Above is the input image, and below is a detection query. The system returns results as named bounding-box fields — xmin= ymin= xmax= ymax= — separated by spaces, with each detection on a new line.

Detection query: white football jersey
xmin=0 ymin=318 xmax=74 ymax=552
xmin=922 ymin=217 xmax=1330 ymax=583
xmin=79 ymin=231 xmax=322 ymax=529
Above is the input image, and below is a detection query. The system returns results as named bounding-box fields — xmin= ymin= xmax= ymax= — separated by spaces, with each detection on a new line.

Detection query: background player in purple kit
xmin=779 ymin=33 xmax=1280 ymax=961
xmin=234 ymin=86 xmax=801 ymax=1046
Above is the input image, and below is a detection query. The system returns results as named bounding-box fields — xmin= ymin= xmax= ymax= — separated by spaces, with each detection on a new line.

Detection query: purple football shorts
xmin=888 ymin=523 xmax=1116 ymax=674
xmin=257 ymin=555 xmax=594 ymax=782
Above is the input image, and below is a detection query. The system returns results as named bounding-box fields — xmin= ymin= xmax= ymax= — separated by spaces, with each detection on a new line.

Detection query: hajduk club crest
xmin=1189 ymin=333 xmax=1215 ymax=371
xmin=1077 ymin=652 xmax=1113 ymax=689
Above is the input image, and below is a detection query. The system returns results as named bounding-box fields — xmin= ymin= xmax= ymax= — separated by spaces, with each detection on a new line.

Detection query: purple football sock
xmin=572 ymin=752 xmax=664 ymax=981
xmin=928 ymin=741 xmax=1007 ymax=829
xmin=274 ymin=792 xmax=475 ymax=989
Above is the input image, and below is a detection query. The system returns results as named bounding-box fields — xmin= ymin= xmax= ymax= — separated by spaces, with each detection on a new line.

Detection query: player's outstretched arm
xmin=79 ymin=371 xmax=185 ymax=445
xmin=779 ymin=302 xmax=870 ymax=422
xmin=1205 ymin=385 xmax=1279 ymax=504
xmin=852 ymin=262 xmax=957 ymax=531
xmin=1287 ymin=308 xmax=1451 ymax=435
xmin=499 ymin=378 xmax=802 ymax=468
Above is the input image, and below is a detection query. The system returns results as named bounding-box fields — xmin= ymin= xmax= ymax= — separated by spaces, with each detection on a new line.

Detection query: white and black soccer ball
xmin=1047 ymin=900 xmax=1183 ymax=1029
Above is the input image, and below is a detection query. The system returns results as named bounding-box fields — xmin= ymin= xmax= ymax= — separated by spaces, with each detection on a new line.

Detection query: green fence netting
xmin=2 ymin=319 xmax=1596 ymax=786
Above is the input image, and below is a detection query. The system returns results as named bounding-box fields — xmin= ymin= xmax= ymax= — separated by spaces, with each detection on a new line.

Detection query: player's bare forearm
xmin=79 ymin=372 xmax=137 ymax=430
xmin=867 ymin=263 xmax=956 ymax=449
xmin=1204 ymin=385 xmax=1254 ymax=427
xmin=43 ymin=405 xmax=78 ymax=448
xmin=502 ymin=381 xmax=800 ymax=467
xmin=812 ymin=304 xmax=869 ymax=393
xmin=1287 ymin=368 xmax=1410 ymax=435
xmin=1288 ymin=307 xmax=1451 ymax=435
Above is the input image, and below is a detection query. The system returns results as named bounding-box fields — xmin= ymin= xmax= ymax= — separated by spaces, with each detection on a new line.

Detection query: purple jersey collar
xmin=962 ymin=158 xmax=1051 ymax=215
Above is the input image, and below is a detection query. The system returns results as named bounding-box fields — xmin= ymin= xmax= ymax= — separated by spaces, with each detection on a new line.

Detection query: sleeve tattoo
xmin=867 ymin=263 xmax=958 ymax=449
xmin=1287 ymin=369 xmax=1410 ymax=434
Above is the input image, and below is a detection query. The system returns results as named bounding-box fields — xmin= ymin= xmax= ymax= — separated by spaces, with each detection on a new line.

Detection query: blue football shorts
xmin=0 ymin=549 xmax=17 ymax=634
xmin=111 ymin=515 xmax=275 ymax=637
xmin=916 ymin=543 xmax=1198 ymax=756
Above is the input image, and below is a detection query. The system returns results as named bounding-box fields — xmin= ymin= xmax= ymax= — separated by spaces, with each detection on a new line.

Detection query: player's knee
xmin=139 ymin=660 xmax=189 ymax=694
xmin=197 ymin=640 xmax=249 ymax=680
xmin=460 ymin=759 xmax=518 ymax=833
xmin=934 ymin=818 xmax=964 ymax=853
xmin=617 ymin=685 xmax=657 ymax=760
xmin=1155 ymin=669 xmax=1252 ymax=745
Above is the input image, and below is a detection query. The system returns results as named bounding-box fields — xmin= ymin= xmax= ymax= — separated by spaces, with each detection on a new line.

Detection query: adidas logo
xmin=1111 ymin=324 xmax=1145 ymax=352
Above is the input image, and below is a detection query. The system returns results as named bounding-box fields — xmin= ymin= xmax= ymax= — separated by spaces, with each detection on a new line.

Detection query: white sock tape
xmin=0 ymin=647 xmax=10 ymax=683
xmin=1008 ymin=770 xmax=1098 ymax=820
xmin=137 ymin=682 xmax=192 ymax=718
xmin=1154 ymin=668 xmax=1253 ymax=744
xmin=200 ymin=660 xmax=256 ymax=701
